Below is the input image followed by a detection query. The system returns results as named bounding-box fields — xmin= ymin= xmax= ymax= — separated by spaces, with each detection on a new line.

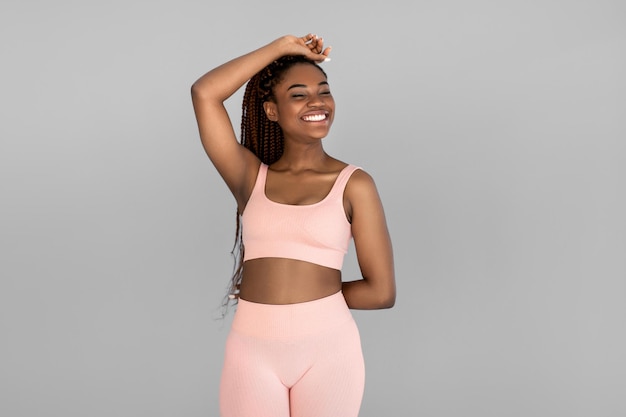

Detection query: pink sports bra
xmin=241 ymin=163 xmax=361 ymax=270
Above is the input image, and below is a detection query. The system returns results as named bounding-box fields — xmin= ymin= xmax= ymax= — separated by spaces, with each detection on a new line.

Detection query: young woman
xmin=191 ymin=33 xmax=396 ymax=417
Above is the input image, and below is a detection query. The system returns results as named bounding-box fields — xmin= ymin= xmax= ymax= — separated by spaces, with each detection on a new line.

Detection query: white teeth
xmin=303 ymin=114 xmax=326 ymax=122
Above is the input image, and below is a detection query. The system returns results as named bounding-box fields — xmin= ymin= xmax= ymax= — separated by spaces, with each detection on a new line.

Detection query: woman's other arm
xmin=342 ymin=170 xmax=396 ymax=309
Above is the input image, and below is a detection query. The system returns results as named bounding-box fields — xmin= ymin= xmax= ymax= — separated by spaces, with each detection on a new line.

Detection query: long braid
xmin=222 ymin=55 xmax=328 ymax=313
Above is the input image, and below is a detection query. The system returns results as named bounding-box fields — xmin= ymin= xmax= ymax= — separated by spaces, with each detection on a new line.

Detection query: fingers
xmin=306 ymin=34 xmax=323 ymax=53
xmin=301 ymin=33 xmax=314 ymax=44
xmin=293 ymin=33 xmax=331 ymax=62
xmin=302 ymin=33 xmax=331 ymax=62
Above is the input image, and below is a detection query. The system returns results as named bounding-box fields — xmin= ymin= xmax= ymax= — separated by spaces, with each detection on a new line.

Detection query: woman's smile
xmin=301 ymin=111 xmax=329 ymax=122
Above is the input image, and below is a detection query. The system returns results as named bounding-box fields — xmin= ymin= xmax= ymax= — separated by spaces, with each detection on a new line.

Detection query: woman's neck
xmin=273 ymin=143 xmax=331 ymax=171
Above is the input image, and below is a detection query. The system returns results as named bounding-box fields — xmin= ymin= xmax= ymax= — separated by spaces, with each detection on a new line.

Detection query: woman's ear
xmin=263 ymin=101 xmax=278 ymax=121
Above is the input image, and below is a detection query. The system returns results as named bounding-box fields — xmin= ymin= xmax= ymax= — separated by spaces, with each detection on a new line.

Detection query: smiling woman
xmin=191 ymin=34 xmax=396 ymax=417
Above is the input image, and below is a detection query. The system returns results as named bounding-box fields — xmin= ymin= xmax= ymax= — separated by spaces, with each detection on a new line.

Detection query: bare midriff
xmin=239 ymin=258 xmax=342 ymax=304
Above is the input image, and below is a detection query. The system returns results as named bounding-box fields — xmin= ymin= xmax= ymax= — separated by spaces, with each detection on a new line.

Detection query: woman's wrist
xmin=265 ymin=35 xmax=298 ymax=59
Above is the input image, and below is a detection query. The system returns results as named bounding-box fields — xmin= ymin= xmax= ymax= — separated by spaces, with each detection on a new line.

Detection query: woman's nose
xmin=307 ymin=95 xmax=325 ymax=107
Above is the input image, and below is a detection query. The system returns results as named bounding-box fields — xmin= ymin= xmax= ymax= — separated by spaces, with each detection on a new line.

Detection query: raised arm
xmin=190 ymin=34 xmax=330 ymax=210
xmin=342 ymin=170 xmax=396 ymax=309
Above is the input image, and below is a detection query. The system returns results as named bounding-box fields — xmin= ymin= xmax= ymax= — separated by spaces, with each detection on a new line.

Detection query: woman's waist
xmin=239 ymin=258 xmax=342 ymax=304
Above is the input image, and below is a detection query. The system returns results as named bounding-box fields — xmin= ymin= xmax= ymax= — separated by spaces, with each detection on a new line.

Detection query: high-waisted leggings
xmin=219 ymin=291 xmax=365 ymax=417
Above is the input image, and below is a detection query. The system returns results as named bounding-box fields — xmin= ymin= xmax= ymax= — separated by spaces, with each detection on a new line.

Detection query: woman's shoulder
xmin=336 ymin=161 xmax=377 ymax=196
xmin=341 ymin=163 xmax=383 ymax=220
xmin=347 ymin=167 xmax=375 ymax=188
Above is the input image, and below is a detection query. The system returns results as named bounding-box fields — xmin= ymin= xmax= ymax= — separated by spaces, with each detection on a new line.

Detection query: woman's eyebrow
xmin=287 ymin=81 xmax=329 ymax=90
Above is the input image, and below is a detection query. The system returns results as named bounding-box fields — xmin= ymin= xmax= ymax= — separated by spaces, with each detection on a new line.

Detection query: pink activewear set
xmin=219 ymin=163 xmax=365 ymax=417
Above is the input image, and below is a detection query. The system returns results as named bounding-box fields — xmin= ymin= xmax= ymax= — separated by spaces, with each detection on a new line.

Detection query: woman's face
xmin=264 ymin=63 xmax=335 ymax=141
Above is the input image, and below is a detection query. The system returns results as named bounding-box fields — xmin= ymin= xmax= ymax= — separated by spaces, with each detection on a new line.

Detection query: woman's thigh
xmin=219 ymin=331 xmax=290 ymax=417
xmin=289 ymin=318 xmax=365 ymax=417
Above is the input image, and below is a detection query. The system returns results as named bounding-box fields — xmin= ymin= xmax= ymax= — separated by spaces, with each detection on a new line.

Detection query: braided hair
xmin=222 ymin=55 xmax=328 ymax=313
xmin=240 ymin=54 xmax=328 ymax=164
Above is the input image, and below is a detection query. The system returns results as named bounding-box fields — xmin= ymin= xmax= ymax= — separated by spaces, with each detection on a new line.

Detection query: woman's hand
xmin=275 ymin=33 xmax=332 ymax=63
xmin=302 ymin=33 xmax=332 ymax=61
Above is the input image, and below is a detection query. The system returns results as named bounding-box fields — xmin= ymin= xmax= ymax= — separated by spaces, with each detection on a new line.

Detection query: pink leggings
xmin=219 ymin=291 xmax=365 ymax=417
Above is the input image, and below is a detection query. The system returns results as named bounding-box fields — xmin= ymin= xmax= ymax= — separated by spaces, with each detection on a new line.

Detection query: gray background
xmin=1 ymin=0 xmax=625 ymax=416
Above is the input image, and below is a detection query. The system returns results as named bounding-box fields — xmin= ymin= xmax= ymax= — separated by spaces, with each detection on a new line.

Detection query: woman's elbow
xmin=375 ymin=285 xmax=396 ymax=309
xmin=379 ymin=292 xmax=396 ymax=309
xmin=190 ymin=81 xmax=205 ymax=99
